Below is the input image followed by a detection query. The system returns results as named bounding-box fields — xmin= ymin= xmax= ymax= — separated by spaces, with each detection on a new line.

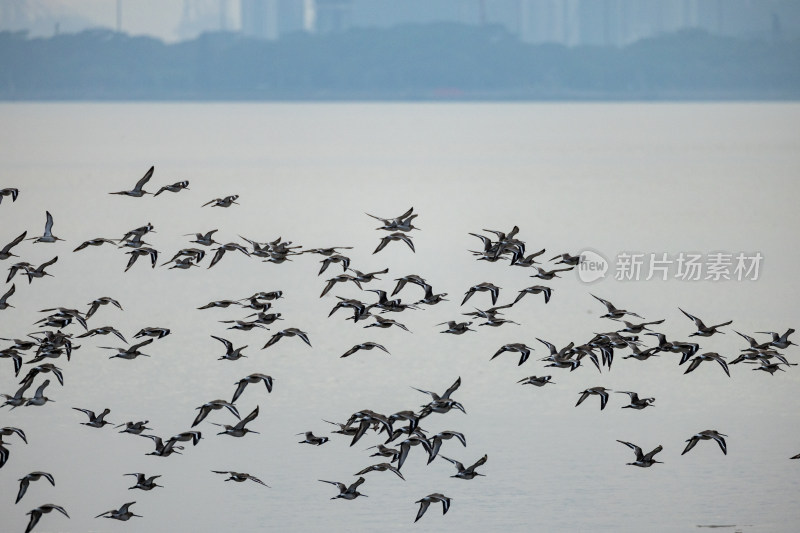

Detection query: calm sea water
xmin=0 ymin=103 xmax=799 ymax=532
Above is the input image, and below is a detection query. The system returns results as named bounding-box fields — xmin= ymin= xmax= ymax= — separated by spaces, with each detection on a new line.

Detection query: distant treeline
xmin=1 ymin=23 xmax=799 ymax=100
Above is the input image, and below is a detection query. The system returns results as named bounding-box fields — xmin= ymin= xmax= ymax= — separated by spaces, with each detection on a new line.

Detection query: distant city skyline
xmin=1 ymin=0 xmax=798 ymax=44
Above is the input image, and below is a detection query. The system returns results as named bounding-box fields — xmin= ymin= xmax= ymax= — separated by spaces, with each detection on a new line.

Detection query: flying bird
xmin=16 ymin=471 xmax=55 ymax=504
xmin=154 ymin=180 xmax=189 ymax=196
xmin=24 ymin=504 xmax=69 ymax=533
xmin=95 ymin=501 xmax=141 ymax=520
xmin=679 ymin=308 xmax=732 ymax=337
xmin=0 ymin=187 xmax=19 ymax=203
xmin=0 ymin=231 xmax=26 ymax=260
xmin=617 ymin=440 xmax=663 ymax=467
xmin=231 ymin=373 xmax=274 ymax=403
xmin=212 ymin=470 xmax=270 ymax=487
xmin=414 ymin=493 xmax=451 ymax=523
xmin=682 ymin=430 xmax=728 ymax=455
xmin=29 ymin=211 xmax=63 ymax=243
xmin=340 ymin=342 xmax=389 ymax=358
xmin=576 ymin=387 xmax=613 ymax=410
xmin=202 ymin=195 xmax=239 ymax=208
xmin=319 ymin=477 xmax=367 ymax=500
xmin=110 ymin=166 xmax=154 ymax=197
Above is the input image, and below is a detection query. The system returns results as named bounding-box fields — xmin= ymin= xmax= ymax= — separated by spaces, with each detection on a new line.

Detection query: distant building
xmin=236 ymin=0 xmax=800 ymax=44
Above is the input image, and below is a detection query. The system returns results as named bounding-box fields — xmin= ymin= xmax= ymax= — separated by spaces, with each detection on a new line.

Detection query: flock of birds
xmin=0 ymin=169 xmax=798 ymax=531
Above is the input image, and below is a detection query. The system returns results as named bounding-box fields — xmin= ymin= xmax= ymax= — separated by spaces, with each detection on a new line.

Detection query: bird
xmin=231 ymin=373 xmax=274 ymax=403
xmin=134 ymin=327 xmax=171 ymax=339
xmin=518 ymin=375 xmax=555 ymax=387
xmin=491 ymin=343 xmax=534 ymax=366
xmin=615 ymin=319 xmax=665 ymax=334
xmin=95 ymin=501 xmax=141 ymax=520
xmin=119 ymin=223 xmax=155 ymax=242
xmin=756 ymin=328 xmax=796 ymax=349
xmin=141 ymin=434 xmax=183 ymax=457
xmin=373 ymin=232 xmax=415 ymax=254
xmin=415 ymin=284 xmax=448 ymax=306
xmin=513 ymin=285 xmax=552 ymax=304
xmin=193 ymin=399 xmax=241 ymax=427
xmin=576 ymin=387 xmax=613 ymax=410
xmin=616 ymin=391 xmax=655 ymax=409
xmin=110 ymin=166 xmax=154 ymax=197
xmin=19 ymin=364 xmax=64 ymax=387
xmin=214 ymin=406 xmax=260 ymax=437
xmin=162 ymin=248 xmax=205 ymax=266
xmin=116 ymin=421 xmax=152 ymax=435
xmin=198 ymin=299 xmax=239 ymax=310
xmin=77 ymin=326 xmax=127 ymax=343
xmin=0 ymin=439 xmax=10 ymax=468
xmin=682 ymin=430 xmax=728 ymax=455
xmin=551 ymin=252 xmax=583 ymax=266
xmin=25 ymin=379 xmax=54 ymax=406
xmin=412 ymin=376 xmax=461 ymax=401
xmin=212 ymin=470 xmax=270 ymax=487
xmin=102 ymin=338 xmax=154 ymax=360
xmin=319 ymin=477 xmax=367 ymax=500
xmin=73 ymin=407 xmax=113 ymax=428
xmin=530 ymin=266 xmax=573 ymax=280
xmin=154 ymin=180 xmax=189 ymax=196
xmin=414 ymin=493 xmax=452 ymax=523
xmin=0 ymin=187 xmax=19 ymax=203
xmin=679 ymin=308 xmax=732 ymax=337
xmin=319 ymin=254 xmax=350 ymax=275
xmin=0 ymin=231 xmax=26 ymax=260
xmin=320 ymin=274 xmax=362 ymax=297
xmin=341 ymin=342 xmax=390 ymax=358
xmin=125 ymin=473 xmax=162 ymax=490
xmin=85 ymin=296 xmax=123 ymax=319
xmin=1 ymin=426 xmax=27 ymax=443
xmin=298 ymin=431 xmax=329 ymax=445
xmin=591 ymin=294 xmax=643 ymax=320
xmin=212 ymin=335 xmax=248 ymax=361
xmin=437 ymin=321 xmax=474 ymax=335
xmin=354 ymin=463 xmax=404 ymax=480
xmin=391 ymin=274 xmax=428 ymax=296
xmin=262 ymin=328 xmax=312 ymax=349
xmin=348 ymin=267 xmax=389 ymax=284
xmin=24 ymin=504 xmax=69 ymax=533
xmin=366 ymin=207 xmax=416 ymax=230
xmin=202 ymin=195 xmax=239 ymax=207
xmin=427 ymin=431 xmax=467 ymax=463
xmin=73 ymin=238 xmax=117 ymax=252
xmin=1 ymin=381 xmax=32 ymax=409
xmin=461 ymin=282 xmax=501 ymax=306
xmin=29 ymin=211 xmax=63 ymax=243
xmin=0 ymin=283 xmax=14 ymax=310
xmin=439 ymin=454 xmax=487 ymax=479
xmin=0 ymin=349 xmax=23 ymax=376
xmin=25 ymin=256 xmax=58 ymax=283
xmin=208 ymin=242 xmax=250 ymax=268
xmin=6 ymin=261 xmax=32 ymax=283
xmin=683 ymin=352 xmax=731 ymax=377
xmin=363 ymin=315 xmax=410 ymax=331
xmin=16 ymin=471 xmax=55 ymax=504
xmin=186 ymin=229 xmax=219 ymax=247
xmin=125 ymin=247 xmax=158 ymax=271
xmin=617 ymin=440 xmax=664 ymax=467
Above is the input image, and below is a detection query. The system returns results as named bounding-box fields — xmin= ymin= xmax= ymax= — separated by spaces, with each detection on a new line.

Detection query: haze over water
xmin=0 ymin=103 xmax=799 ymax=532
